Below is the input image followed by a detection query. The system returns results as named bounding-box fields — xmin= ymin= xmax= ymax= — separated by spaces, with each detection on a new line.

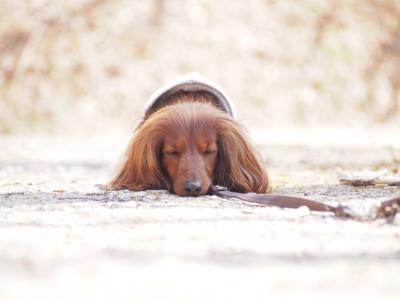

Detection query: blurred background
xmin=0 ymin=0 xmax=399 ymax=135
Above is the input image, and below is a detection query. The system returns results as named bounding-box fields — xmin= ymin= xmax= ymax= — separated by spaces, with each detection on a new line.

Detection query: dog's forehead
xmin=192 ymin=129 xmax=217 ymax=145
xmin=163 ymin=128 xmax=217 ymax=148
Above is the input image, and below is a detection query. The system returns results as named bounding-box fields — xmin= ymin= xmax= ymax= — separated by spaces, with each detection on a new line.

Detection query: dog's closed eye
xmin=204 ymin=149 xmax=217 ymax=155
xmin=164 ymin=150 xmax=180 ymax=157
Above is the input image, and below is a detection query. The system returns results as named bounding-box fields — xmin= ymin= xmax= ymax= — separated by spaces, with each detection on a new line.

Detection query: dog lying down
xmin=109 ymin=73 xmax=400 ymax=220
xmin=111 ymin=73 xmax=270 ymax=196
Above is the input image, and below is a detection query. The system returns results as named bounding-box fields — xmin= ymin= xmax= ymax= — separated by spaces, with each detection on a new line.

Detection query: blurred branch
xmin=0 ymin=29 xmax=29 ymax=83
xmin=313 ymin=2 xmax=340 ymax=46
xmin=363 ymin=0 xmax=400 ymax=121
xmin=9 ymin=27 xmax=45 ymax=89
xmin=149 ymin=0 xmax=165 ymax=27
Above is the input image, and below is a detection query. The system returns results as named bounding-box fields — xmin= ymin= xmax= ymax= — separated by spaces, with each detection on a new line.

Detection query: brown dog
xmin=110 ymin=92 xmax=270 ymax=196
xmin=108 ymin=75 xmax=400 ymax=220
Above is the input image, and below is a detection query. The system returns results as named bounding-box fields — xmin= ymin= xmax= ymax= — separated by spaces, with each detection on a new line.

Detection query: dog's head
xmin=110 ymin=102 xmax=270 ymax=196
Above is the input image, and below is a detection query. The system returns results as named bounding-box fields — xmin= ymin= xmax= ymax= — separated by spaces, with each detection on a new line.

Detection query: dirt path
xmin=0 ymin=129 xmax=399 ymax=300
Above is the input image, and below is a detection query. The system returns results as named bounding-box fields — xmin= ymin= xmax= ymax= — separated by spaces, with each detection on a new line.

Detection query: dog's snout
xmin=184 ymin=180 xmax=202 ymax=195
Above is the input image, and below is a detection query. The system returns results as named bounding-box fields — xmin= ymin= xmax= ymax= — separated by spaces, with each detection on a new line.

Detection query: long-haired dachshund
xmin=110 ymin=82 xmax=271 ymax=196
xmin=109 ymin=75 xmax=400 ymax=219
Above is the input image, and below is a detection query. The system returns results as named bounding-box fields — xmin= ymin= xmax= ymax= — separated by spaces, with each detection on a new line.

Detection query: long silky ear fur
xmin=215 ymin=117 xmax=271 ymax=193
xmin=109 ymin=124 xmax=170 ymax=191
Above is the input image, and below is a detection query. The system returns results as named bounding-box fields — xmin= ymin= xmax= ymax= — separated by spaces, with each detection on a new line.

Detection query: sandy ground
xmin=0 ymin=128 xmax=399 ymax=300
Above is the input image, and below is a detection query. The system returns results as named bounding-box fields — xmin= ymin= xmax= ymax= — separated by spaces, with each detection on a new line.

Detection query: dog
xmin=110 ymin=74 xmax=271 ymax=196
xmin=107 ymin=74 xmax=400 ymax=220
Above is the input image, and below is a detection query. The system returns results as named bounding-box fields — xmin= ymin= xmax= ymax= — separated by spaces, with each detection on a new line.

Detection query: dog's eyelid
xmin=164 ymin=150 xmax=180 ymax=156
xmin=204 ymin=149 xmax=218 ymax=155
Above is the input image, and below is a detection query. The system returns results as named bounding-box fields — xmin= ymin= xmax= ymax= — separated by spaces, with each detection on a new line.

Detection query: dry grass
xmin=0 ymin=0 xmax=399 ymax=134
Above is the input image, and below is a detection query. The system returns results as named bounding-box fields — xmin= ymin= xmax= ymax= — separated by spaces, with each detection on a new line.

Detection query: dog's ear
xmin=215 ymin=118 xmax=271 ymax=193
xmin=110 ymin=125 xmax=170 ymax=192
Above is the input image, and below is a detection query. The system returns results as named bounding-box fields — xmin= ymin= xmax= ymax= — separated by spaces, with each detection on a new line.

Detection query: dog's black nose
xmin=184 ymin=180 xmax=202 ymax=195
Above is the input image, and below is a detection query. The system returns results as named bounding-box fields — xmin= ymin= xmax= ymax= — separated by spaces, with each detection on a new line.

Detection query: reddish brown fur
xmin=110 ymin=96 xmax=271 ymax=196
